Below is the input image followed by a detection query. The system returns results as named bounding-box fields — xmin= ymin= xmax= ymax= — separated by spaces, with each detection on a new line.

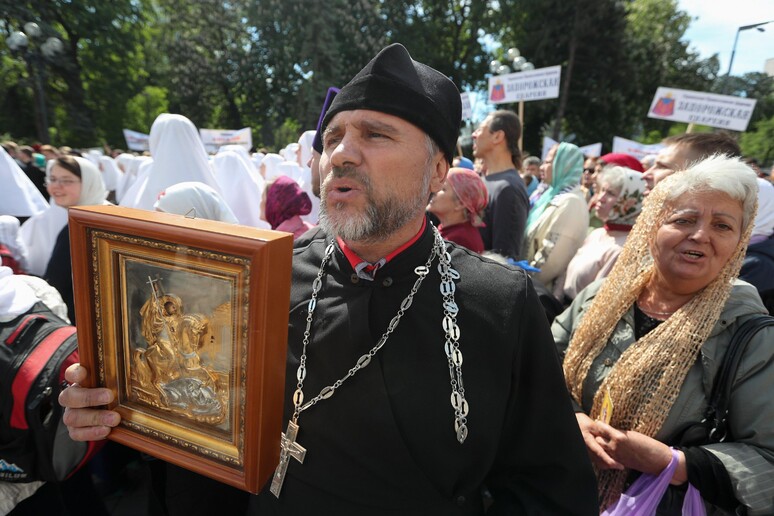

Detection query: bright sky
xmin=678 ymin=0 xmax=774 ymax=75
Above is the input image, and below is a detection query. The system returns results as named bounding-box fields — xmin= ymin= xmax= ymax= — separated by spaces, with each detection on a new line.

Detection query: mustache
xmin=325 ymin=166 xmax=371 ymax=189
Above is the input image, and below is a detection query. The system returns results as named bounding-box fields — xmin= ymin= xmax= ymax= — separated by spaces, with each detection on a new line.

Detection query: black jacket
xmin=252 ymin=220 xmax=597 ymax=515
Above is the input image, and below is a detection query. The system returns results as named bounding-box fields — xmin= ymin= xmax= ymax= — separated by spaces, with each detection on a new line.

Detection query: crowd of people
xmin=2 ymin=42 xmax=774 ymax=515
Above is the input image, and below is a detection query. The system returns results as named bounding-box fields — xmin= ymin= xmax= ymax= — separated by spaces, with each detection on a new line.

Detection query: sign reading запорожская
xmin=647 ymin=87 xmax=757 ymax=131
xmin=488 ymin=66 xmax=561 ymax=104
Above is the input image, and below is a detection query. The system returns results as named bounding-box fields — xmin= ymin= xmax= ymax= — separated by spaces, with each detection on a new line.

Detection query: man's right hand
xmin=59 ymin=363 xmax=121 ymax=441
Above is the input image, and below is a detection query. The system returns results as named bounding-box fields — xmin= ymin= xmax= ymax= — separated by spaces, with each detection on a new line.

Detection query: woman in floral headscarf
xmin=523 ymin=142 xmax=589 ymax=292
xmin=560 ymin=166 xmax=646 ymax=302
xmin=263 ymin=176 xmax=315 ymax=239
xmin=427 ymin=167 xmax=488 ymax=253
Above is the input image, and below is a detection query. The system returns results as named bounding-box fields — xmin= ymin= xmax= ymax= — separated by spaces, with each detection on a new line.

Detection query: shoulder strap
xmin=706 ymin=314 xmax=774 ymax=442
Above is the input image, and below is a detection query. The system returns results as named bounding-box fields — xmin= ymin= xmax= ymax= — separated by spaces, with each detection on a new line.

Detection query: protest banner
xmin=541 ymin=137 xmax=602 ymax=160
xmin=199 ymin=127 xmax=253 ymax=154
xmin=611 ymin=137 xmax=665 ymax=161
xmin=123 ymin=129 xmax=150 ymax=152
xmin=647 ymin=87 xmax=756 ymax=131
xmin=460 ymin=92 xmax=472 ymax=120
xmin=488 ymin=66 xmax=561 ymax=104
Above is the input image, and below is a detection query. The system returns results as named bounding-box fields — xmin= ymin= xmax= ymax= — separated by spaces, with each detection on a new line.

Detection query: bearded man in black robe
xmin=61 ymin=43 xmax=597 ymax=516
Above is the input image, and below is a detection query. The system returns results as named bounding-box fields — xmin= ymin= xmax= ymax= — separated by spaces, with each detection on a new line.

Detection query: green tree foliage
xmin=380 ymin=0 xmax=501 ymax=91
xmin=152 ymin=0 xmax=251 ymax=132
xmin=0 ymin=0 xmax=149 ymax=146
xmin=740 ymin=115 xmax=774 ymax=164
xmin=0 ymin=0 xmax=766 ymax=153
xmin=246 ymin=0 xmax=386 ymax=147
xmin=125 ymin=85 xmax=169 ymax=133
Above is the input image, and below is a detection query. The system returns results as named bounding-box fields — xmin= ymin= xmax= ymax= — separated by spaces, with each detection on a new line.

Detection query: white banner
xmin=123 ymin=129 xmax=150 ymax=152
xmin=541 ymin=137 xmax=602 ymax=160
xmin=647 ymin=87 xmax=757 ymax=132
xmin=611 ymin=137 xmax=665 ymax=161
xmin=488 ymin=65 xmax=561 ymax=105
xmin=460 ymin=92 xmax=472 ymax=120
xmin=199 ymin=127 xmax=253 ymax=154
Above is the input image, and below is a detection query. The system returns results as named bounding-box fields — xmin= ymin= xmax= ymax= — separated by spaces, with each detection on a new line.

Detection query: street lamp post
xmin=489 ymin=47 xmax=534 ymax=152
xmin=6 ymin=22 xmax=63 ymax=143
xmin=726 ymin=20 xmax=772 ymax=78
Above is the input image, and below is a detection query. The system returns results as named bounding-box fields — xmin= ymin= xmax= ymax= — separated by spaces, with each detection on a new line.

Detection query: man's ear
xmin=429 ymin=154 xmax=449 ymax=194
xmin=491 ymin=129 xmax=505 ymax=144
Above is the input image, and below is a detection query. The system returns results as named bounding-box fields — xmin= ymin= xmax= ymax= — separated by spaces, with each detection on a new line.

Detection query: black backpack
xmin=0 ymin=302 xmax=98 ymax=482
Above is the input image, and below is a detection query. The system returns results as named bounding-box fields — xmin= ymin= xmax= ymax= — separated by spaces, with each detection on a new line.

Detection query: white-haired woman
xmin=554 ymin=155 xmax=773 ymax=514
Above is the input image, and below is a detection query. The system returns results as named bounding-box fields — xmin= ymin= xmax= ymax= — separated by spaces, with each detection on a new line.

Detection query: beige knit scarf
xmin=562 ymin=180 xmax=755 ymax=509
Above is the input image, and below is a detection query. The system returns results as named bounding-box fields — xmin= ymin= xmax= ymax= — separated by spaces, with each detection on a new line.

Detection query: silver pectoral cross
xmin=269 ymin=420 xmax=306 ymax=498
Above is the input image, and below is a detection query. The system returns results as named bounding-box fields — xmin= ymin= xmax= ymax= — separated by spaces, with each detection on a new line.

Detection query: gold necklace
xmin=636 ymin=302 xmax=675 ymax=317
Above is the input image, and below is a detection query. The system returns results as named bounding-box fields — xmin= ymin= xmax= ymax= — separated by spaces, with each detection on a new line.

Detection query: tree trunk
xmin=552 ymin=4 xmax=580 ymax=140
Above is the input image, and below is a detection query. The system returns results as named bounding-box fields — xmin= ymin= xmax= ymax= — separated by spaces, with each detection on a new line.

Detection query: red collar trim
xmin=337 ymin=218 xmax=427 ymax=271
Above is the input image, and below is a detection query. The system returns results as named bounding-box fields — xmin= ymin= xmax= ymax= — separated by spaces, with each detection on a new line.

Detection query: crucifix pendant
xmin=269 ymin=420 xmax=306 ymax=498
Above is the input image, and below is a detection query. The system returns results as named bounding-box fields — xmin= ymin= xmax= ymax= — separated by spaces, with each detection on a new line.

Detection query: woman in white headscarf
xmin=260 ymin=153 xmax=284 ymax=181
xmin=218 ymin=144 xmax=258 ymax=172
xmin=20 ymin=160 xmax=68 ymax=276
xmin=154 ymin=181 xmax=238 ymax=224
xmin=98 ymin=155 xmax=122 ymax=195
xmin=0 ymin=146 xmax=48 ymax=220
xmin=281 ymin=143 xmax=300 ymax=164
xmin=116 ymin=155 xmax=151 ymax=204
xmin=43 ymin=156 xmax=109 ymax=320
xmin=115 ymin=152 xmax=134 ymax=173
xmin=212 ymin=151 xmax=269 ymax=228
xmin=0 ymin=215 xmax=31 ymax=274
xmin=251 ymin=152 xmax=265 ymax=172
xmin=120 ymin=114 xmax=221 ymax=210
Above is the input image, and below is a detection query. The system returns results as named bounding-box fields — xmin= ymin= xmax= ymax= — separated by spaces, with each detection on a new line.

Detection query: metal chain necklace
xmin=270 ymin=225 xmax=469 ymax=498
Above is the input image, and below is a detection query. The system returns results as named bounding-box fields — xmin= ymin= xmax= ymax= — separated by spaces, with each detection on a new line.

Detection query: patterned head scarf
xmin=265 ymin=176 xmax=312 ymax=229
xmin=446 ymin=168 xmax=488 ymax=226
xmin=526 ymin=142 xmax=583 ymax=232
xmin=603 ymin=167 xmax=647 ymax=227
xmin=562 ymin=155 xmax=758 ymax=509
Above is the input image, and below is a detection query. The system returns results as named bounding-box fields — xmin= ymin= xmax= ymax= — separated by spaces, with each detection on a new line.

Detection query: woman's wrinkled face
xmin=593 ymin=181 xmax=621 ymax=222
xmin=47 ymin=164 xmax=82 ymax=208
xmin=651 ymin=190 xmax=743 ymax=295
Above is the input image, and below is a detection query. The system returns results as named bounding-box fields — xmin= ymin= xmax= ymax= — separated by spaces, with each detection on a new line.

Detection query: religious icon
xmin=68 ymin=205 xmax=294 ymax=493
xmin=129 ymin=274 xmax=229 ymax=425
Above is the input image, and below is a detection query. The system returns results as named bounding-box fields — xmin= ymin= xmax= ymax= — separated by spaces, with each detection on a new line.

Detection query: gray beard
xmin=319 ymin=165 xmax=430 ymax=243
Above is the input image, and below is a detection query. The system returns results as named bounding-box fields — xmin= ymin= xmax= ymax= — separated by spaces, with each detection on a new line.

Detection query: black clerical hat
xmin=321 ymin=43 xmax=461 ymax=164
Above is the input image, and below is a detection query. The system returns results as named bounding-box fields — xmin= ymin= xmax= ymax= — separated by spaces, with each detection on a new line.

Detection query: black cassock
xmin=251 ymin=221 xmax=597 ymax=515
